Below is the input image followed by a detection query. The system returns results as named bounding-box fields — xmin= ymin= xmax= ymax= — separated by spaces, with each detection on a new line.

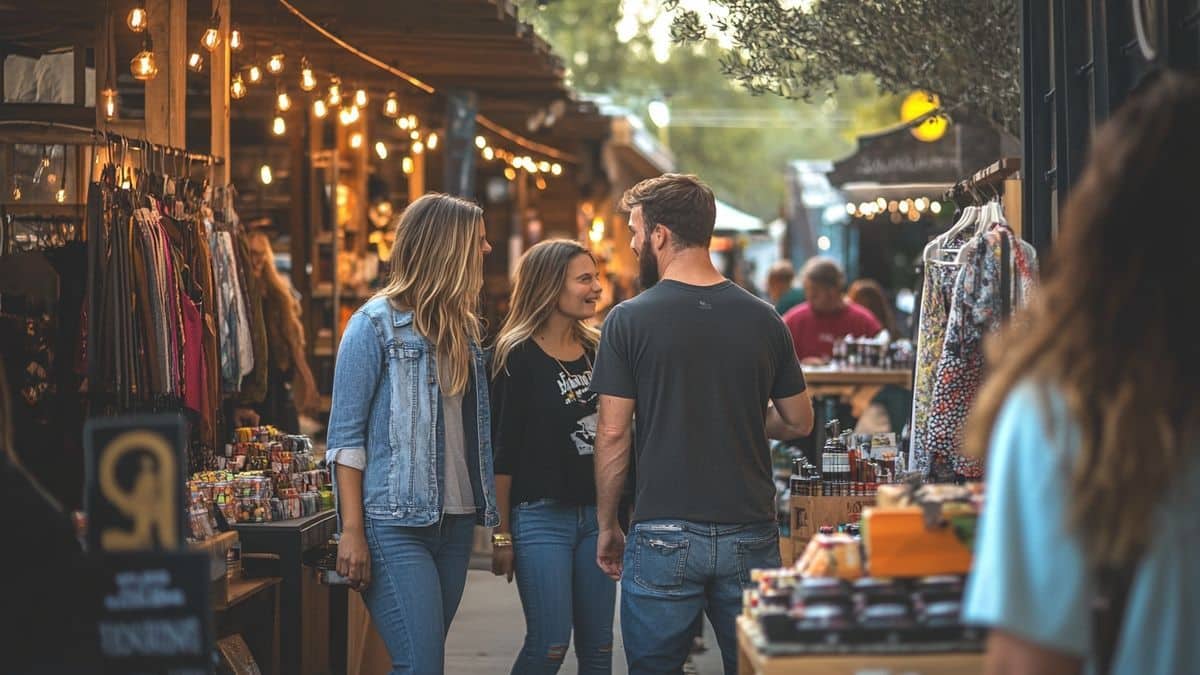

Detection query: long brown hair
xmin=248 ymin=232 xmax=307 ymax=355
xmin=493 ymin=239 xmax=600 ymax=377
xmin=965 ymin=70 xmax=1200 ymax=568
xmin=376 ymin=193 xmax=485 ymax=396
xmin=847 ymin=278 xmax=897 ymax=336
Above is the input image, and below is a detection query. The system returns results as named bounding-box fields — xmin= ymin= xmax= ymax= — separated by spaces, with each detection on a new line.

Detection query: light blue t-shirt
xmin=964 ymin=383 xmax=1200 ymax=674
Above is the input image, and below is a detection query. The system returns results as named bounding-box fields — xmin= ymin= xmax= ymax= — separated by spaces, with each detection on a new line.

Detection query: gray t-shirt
xmin=590 ymin=280 xmax=806 ymax=524
xmin=442 ymin=392 xmax=476 ymax=515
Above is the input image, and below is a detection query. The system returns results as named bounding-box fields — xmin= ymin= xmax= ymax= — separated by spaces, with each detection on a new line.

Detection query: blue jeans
xmin=362 ymin=515 xmax=476 ymax=674
xmin=511 ymin=500 xmax=616 ymax=674
xmin=621 ymin=520 xmax=781 ymax=675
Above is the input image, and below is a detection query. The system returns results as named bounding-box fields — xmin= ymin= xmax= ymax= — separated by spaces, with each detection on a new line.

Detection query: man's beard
xmin=638 ymin=237 xmax=660 ymax=289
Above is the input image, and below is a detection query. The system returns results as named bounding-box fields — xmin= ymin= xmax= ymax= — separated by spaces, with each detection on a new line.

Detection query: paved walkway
xmin=446 ymin=569 xmax=727 ymax=674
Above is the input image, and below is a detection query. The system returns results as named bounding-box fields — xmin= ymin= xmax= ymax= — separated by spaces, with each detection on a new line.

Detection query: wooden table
xmin=804 ymin=367 xmax=913 ymax=389
xmin=736 ymin=616 xmax=983 ymax=675
xmin=214 ymin=576 xmax=282 ymax=675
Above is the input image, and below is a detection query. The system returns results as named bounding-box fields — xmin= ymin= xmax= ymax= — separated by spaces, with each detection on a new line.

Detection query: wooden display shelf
xmin=214 ymin=576 xmax=281 ymax=613
xmin=803 ymin=367 xmax=912 ymax=389
xmin=737 ymin=616 xmax=983 ymax=675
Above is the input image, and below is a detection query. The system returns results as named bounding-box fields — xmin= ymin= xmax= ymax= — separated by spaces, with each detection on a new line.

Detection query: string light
xmin=930 ymin=201 xmax=943 ymax=214
xmin=535 ymin=176 xmax=547 ymax=190
xmin=374 ymin=141 xmax=388 ymax=159
xmin=276 ymin=89 xmax=292 ymax=112
xmin=876 ymin=197 xmax=887 ymax=210
xmin=504 ymin=167 xmax=517 ymax=181
xmin=409 ymin=130 xmax=420 ymax=141
xmin=10 ymin=184 xmax=21 ymax=201
xmin=383 ymin=92 xmax=400 ymax=118
xmin=327 ymin=78 xmax=342 ymax=106
xmin=406 ymin=115 xmax=418 ymax=129
xmin=402 ymin=157 xmax=414 ymax=175
xmin=231 ymin=74 xmax=247 ymax=99
xmin=201 ymin=13 xmax=221 ymax=52
xmin=551 ymin=163 xmax=562 ymax=176
xmin=247 ymin=65 xmax=263 ymax=84
xmin=475 ymin=135 xmax=487 ymax=149
xmin=102 ymin=86 xmax=118 ymax=120
xmin=267 ymin=53 xmax=285 ymax=75
xmin=538 ymin=161 xmax=551 ymax=173
xmin=426 ymin=132 xmax=439 ymax=150
xmin=260 ymin=164 xmax=273 ymax=185
xmin=354 ymin=89 xmax=368 ymax=108
xmin=349 ymin=132 xmax=363 ymax=148
xmin=312 ymin=98 xmax=328 ymax=118
xmin=845 ymin=203 xmax=856 ymax=215
xmin=339 ymin=105 xmax=360 ymax=126
xmin=131 ymin=34 xmax=158 ymax=81
xmin=55 ymin=188 xmax=66 ymax=203
xmin=482 ymin=147 xmax=495 ymax=161
xmin=272 ymin=115 xmax=286 ymax=136
xmin=300 ymin=59 xmax=317 ymax=91
xmin=127 ymin=5 xmax=148 ymax=32
xmin=411 ymin=140 xmax=424 ymax=155
xmin=229 ymin=28 xmax=243 ymax=52
xmin=187 ymin=51 xmax=204 ymax=73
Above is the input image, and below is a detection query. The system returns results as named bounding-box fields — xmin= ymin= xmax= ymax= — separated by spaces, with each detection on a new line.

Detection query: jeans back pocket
xmin=734 ymin=526 xmax=781 ymax=587
xmin=633 ymin=530 xmax=690 ymax=594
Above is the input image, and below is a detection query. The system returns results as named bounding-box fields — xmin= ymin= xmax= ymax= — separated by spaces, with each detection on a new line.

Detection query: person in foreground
xmin=962 ymin=70 xmax=1200 ymax=675
xmin=589 ymin=174 xmax=814 ymax=674
xmin=326 ymin=193 xmax=499 ymax=674
xmin=490 ymin=239 xmax=614 ymax=674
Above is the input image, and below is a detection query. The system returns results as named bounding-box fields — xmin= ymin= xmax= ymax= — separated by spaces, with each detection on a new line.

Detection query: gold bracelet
xmin=492 ymin=533 xmax=513 ymax=546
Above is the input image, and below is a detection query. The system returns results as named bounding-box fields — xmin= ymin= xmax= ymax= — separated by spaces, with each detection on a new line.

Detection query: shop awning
xmin=714 ymin=199 xmax=764 ymax=234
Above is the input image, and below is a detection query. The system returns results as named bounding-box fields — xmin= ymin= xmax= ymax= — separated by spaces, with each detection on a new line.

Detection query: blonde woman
xmin=326 ymin=193 xmax=498 ymax=674
xmin=490 ymin=239 xmax=613 ymax=674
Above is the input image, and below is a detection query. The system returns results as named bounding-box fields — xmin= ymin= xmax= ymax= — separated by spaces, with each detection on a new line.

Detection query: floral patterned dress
xmin=924 ymin=225 xmax=1038 ymax=481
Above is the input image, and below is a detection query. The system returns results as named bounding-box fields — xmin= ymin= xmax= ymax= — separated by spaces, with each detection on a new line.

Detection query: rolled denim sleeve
xmin=325 ymin=310 xmax=384 ymax=471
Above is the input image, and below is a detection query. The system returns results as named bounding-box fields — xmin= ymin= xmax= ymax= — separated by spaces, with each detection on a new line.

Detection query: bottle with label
xmin=821 ymin=420 xmax=843 ymax=497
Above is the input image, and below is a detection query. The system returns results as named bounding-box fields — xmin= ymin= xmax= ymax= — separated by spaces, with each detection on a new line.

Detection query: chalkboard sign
xmin=85 ymin=414 xmax=188 ymax=552
xmin=97 ymin=551 xmax=214 ymax=674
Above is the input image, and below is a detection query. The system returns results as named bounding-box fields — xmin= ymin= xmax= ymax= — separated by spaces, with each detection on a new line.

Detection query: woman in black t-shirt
xmin=491 ymin=239 xmax=613 ymax=674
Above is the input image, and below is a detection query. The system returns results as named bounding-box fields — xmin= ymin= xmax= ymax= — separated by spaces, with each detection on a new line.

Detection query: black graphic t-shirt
xmin=491 ymin=340 xmax=598 ymax=506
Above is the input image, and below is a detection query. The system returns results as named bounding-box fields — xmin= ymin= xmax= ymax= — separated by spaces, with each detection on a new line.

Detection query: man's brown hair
xmin=620 ymin=173 xmax=716 ymax=248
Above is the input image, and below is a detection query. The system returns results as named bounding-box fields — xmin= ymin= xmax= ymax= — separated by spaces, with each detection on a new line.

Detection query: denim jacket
xmin=325 ymin=297 xmax=499 ymax=528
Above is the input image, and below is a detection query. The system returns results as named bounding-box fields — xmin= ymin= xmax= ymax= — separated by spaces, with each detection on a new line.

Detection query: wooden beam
xmin=95 ymin=5 xmax=112 ymax=130
xmin=145 ymin=0 xmax=187 ymax=147
xmin=73 ymin=43 xmax=87 ymax=106
xmin=210 ymin=0 xmax=230 ymax=183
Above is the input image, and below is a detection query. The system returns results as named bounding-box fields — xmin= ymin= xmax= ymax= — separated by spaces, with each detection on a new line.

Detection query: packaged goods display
xmin=831 ymin=335 xmax=915 ymax=370
xmin=791 ymin=420 xmax=905 ymax=498
xmin=185 ymin=427 xmax=330 ymax=539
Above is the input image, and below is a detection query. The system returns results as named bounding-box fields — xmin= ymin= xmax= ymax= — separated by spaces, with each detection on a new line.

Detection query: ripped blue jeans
xmin=620 ymin=520 xmax=781 ymax=675
xmin=511 ymin=500 xmax=615 ymax=675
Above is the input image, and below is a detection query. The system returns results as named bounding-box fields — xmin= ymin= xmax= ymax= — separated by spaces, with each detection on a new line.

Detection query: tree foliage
xmin=669 ymin=0 xmax=1020 ymax=136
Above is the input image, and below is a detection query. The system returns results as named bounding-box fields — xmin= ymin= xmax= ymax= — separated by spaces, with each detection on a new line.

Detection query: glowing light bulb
xmin=276 ymin=91 xmax=292 ymax=112
xmin=350 ymin=132 xmax=363 ymax=149
xmin=845 ymin=202 xmax=856 ymax=215
xmin=230 ymin=74 xmax=247 ymax=99
xmin=187 ymin=51 xmax=204 ymax=73
xmin=538 ymin=161 xmax=551 ymax=173
xmin=247 ymin=65 xmax=262 ymax=84
xmin=876 ymin=197 xmax=887 ymax=210
xmin=272 ymin=115 xmax=286 ymax=136
xmin=327 ymin=80 xmax=342 ymax=106
xmin=589 ymin=227 xmax=604 ymax=244
xmin=383 ymin=92 xmax=400 ymax=118
xmin=475 ymin=135 xmax=487 ymax=149
xmin=375 ymin=142 xmax=388 ymax=160
xmin=55 ymin=189 xmax=66 ymax=203
xmin=914 ymin=197 xmax=928 ymax=212
xmin=535 ymin=176 xmax=547 ymax=190
xmin=127 ymin=6 xmax=148 ymax=32
xmin=412 ymin=141 xmax=424 ymax=155
xmin=410 ymin=130 xmax=420 ymax=141
xmin=339 ymin=105 xmax=360 ymax=126
xmin=10 ymin=185 xmax=21 ymax=201
xmin=402 ymin=157 xmax=414 ymax=175
xmin=259 ymin=164 xmax=273 ymax=185
xmin=396 ymin=117 xmax=410 ymax=130
xmin=930 ymin=201 xmax=943 ymax=214
xmin=102 ymin=88 xmax=118 ymax=120
xmin=267 ymin=53 xmax=284 ymax=75
xmin=426 ymin=132 xmax=439 ymax=150
xmin=300 ymin=61 xmax=317 ymax=91
xmin=229 ymin=28 xmax=243 ymax=52
xmin=551 ymin=163 xmax=563 ymax=176
xmin=312 ymin=99 xmax=328 ymax=118
xmin=130 ymin=35 xmax=158 ymax=80
xmin=201 ymin=25 xmax=220 ymax=52
xmin=482 ymin=147 xmax=495 ymax=161
xmin=354 ymin=89 xmax=368 ymax=108
xmin=504 ymin=167 xmax=517 ymax=181
xmin=407 ymin=115 xmax=418 ymax=129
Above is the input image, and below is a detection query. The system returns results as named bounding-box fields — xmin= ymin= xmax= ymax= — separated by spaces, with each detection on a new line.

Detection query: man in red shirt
xmin=783 ymin=257 xmax=882 ymax=363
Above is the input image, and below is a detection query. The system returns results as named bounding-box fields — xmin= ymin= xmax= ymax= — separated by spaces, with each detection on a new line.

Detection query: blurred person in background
xmin=963 ymin=70 xmax=1200 ymax=675
xmin=766 ymin=259 xmax=805 ymax=315
xmin=847 ymin=279 xmax=898 ymax=338
xmin=783 ymin=257 xmax=881 ymax=364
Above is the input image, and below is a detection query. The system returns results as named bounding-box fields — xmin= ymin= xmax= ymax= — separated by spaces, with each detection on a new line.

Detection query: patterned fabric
xmin=908 ymin=235 xmax=968 ymax=476
xmin=924 ymin=225 xmax=1038 ymax=481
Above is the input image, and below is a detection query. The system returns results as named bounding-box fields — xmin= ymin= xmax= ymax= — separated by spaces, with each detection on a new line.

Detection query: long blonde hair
xmin=965 ymin=71 xmax=1200 ymax=569
xmin=248 ymin=232 xmax=306 ymax=352
xmin=377 ymin=193 xmax=485 ymax=396
xmin=493 ymin=239 xmax=600 ymax=378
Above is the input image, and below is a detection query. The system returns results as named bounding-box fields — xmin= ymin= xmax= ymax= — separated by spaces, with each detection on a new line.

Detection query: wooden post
xmin=408 ymin=150 xmax=425 ymax=203
xmin=95 ymin=6 xmax=112 ymax=131
xmin=145 ymin=0 xmax=187 ymax=147
xmin=210 ymin=0 xmax=231 ymax=184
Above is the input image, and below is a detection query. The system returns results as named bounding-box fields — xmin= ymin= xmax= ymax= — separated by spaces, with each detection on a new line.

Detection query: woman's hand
xmin=491 ymin=544 xmax=515 ymax=583
xmin=337 ymin=527 xmax=372 ymax=592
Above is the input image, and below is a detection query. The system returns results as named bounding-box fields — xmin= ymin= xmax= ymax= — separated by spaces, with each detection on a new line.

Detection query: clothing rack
xmin=943 ymin=157 xmax=1021 ymax=206
xmin=0 ymin=120 xmax=223 ymax=166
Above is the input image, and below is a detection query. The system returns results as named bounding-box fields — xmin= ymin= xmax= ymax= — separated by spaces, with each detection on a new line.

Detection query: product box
xmin=790 ymin=495 xmax=876 ymax=545
xmin=862 ymin=506 xmax=975 ymax=578
xmin=190 ymin=530 xmax=239 ymax=603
